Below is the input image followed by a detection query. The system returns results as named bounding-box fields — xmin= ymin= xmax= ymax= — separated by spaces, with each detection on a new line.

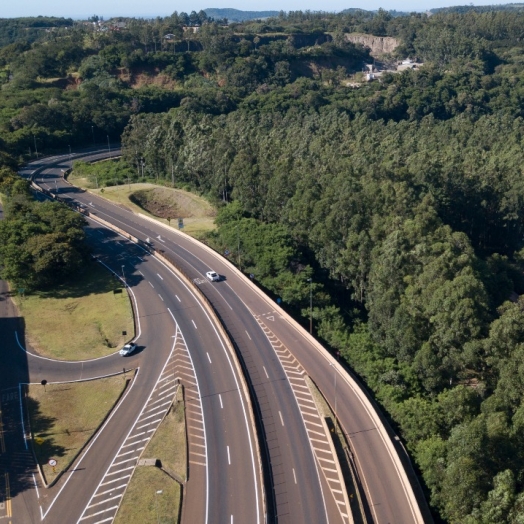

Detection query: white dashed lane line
xmin=157 ymin=273 xmax=163 ymax=280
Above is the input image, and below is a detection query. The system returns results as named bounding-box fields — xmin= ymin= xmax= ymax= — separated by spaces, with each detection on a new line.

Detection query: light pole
xmin=330 ymin=361 xmax=338 ymax=434
xmin=33 ymin=135 xmax=38 ymax=158
xmin=236 ymin=224 xmax=241 ymax=269
xmin=121 ymin=265 xmax=126 ymax=285
xmin=91 ymin=126 xmax=95 ymax=147
xmin=107 ymin=135 xmax=111 ymax=157
xmin=68 ymin=145 xmax=72 ymax=169
xmin=307 ymin=278 xmax=313 ymax=334
xmin=155 ymin=490 xmax=163 ymax=523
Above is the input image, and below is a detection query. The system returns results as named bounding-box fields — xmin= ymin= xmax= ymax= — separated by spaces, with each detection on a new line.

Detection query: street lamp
xmin=33 ymin=135 xmax=39 ymax=159
xmin=107 ymin=135 xmax=111 ymax=157
xmin=307 ymin=278 xmax=313 ymax=334
xmin=236 ymin=224 xmax=241 ymax=269
xmin=329 ymin=361 xmax=338 ymax=434
xmin=68 ymin=145 xmax=72 ymax=169
xmin=121 ymin=265 xmax=126 ymax=285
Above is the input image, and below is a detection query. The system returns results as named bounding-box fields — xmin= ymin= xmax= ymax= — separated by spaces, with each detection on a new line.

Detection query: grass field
xmin=114 ymin=386 xmax=185 ymax=523
xmin=114 ymin=467 xmax=181 ymax=524
xmin=68 ymin=176 xmax=216 ymax=238
xmin=93 ymin=183 xmax=215 ymax=238
xmin=14 ymin=261 xmax=133 ymax=360
xmin=27 ymin=376 xmax=127 ymax=485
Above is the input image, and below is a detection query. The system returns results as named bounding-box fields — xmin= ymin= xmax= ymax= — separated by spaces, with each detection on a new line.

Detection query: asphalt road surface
xmin=0 ymin=188 xmax=263 ymax=522
xmin=23 ymin=148 xmax=431 ymax=524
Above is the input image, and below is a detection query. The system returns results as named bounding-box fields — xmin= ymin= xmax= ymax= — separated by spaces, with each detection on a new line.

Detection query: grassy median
xmin=114 ymin=386 xmax=186 ymax=524
xmin=14 ymin=261 xmax=133 ymax=360
xmin=27 ymin=375 xmax=128 ymax=485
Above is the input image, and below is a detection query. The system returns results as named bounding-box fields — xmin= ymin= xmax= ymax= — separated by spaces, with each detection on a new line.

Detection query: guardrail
xmin=27 ymin=154 xmax=426 ymax=523
xmin=27 ymin=181 xmax=267 ymax=522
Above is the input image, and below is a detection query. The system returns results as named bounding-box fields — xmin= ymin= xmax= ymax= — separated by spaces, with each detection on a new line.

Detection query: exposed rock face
xmin=345 ymin=33 xmax=400 ymax=56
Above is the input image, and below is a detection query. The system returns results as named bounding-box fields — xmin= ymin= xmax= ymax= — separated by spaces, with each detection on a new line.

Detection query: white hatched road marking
xmin=254 ymin=316 xmax=352 ymax=524
xmin=76 ymin=327 xmax=186 ymax=524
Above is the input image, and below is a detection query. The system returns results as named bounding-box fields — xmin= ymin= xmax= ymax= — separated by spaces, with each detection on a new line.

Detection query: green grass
xmin=88 ymin=183 xmax=216 ymax=238
xmin=143 ymin=386 xmax=187 ymax=481
xmin=27 ymin=376 xmax=127 ymax=485
xmin=114 ymin=467 xmax=181 ymax=524
xmin=114 ymin=386 xmax=185 ymax=523
xmin=14 ymin=261 xmax=133 ymax=360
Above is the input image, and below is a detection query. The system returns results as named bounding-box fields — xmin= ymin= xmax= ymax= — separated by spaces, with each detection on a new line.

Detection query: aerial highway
xmin=20 ymin=147 xmax=431 ymax=523
xmin=27 ymin=150 xmax=349 ymax=523
xmin=0 ymin=187 xmax=264 ymax=522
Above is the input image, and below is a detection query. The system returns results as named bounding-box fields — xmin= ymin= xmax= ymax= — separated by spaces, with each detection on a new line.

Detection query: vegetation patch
xmin=90 ymin=183 xmax=216 ymax=238
xmin=69 ymin=159 xmax=135 ymax=189
xmin=113 ymin=467 xmax=181 ymax=524
xmin=27 ymin=376 xmax=127 ymax=485
xmin=14 ymin=261 xmax=133 ymax=360
xmin=114 ymin=386 xmax=185 ymax=523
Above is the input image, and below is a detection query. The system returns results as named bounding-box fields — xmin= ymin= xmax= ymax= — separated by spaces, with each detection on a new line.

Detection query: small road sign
xmin=48 ymin=459 xmax=57 ymax=467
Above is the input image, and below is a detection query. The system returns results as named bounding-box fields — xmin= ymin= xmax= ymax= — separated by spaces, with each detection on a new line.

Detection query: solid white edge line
xmin=18 ymin=383 xmax=27 ymax=449
xmin=51 ymin=180 xmax=261 ymax=524
xmin=257 ymin=325 xmax=330 ymax=524
xmin=41 ymin=367 xmax=141 ymax=519
xmin=76 ymin=334 xmax=178 ymax=523
xmin=166 ymin=309 xmax=210 ymax=524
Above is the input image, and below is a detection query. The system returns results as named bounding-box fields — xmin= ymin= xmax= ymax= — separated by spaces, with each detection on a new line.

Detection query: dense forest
xmin=5 ymin=8 xmax=524 ymax=522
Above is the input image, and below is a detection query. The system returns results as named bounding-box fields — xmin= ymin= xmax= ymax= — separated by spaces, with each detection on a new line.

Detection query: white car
xmin=119 ymin=343 xmax=138 ymax=356
xmin=206 ymin=271 xmax=220 ymax=282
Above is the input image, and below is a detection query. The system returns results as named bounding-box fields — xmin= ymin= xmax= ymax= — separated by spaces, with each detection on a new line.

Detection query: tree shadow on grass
xmin=32 ymin=226 xmax=146 ymax=301
xmin=25 ymin=396 xmax=67 ymax=467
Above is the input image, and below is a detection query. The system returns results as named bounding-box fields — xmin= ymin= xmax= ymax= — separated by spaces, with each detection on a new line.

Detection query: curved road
xmin=23 ymin=148 xmax=430 ymax=524
xmin=2 ymin=168 xmax=264 ymax=523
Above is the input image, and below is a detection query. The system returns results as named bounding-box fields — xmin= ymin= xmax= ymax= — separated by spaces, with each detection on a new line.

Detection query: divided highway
xmin=2 ymin=168 xmax=264 ymax=522
xmin=18 ymin=148 xmax=431 ymax=524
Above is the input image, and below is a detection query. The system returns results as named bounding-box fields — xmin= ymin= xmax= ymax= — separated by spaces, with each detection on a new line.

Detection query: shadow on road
xmin=0 ymin=315 xmax=34 ymax=499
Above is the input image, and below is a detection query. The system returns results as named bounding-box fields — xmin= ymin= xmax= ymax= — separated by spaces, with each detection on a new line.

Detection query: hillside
xmin=4 ymin=9 xmax=524 ymax=523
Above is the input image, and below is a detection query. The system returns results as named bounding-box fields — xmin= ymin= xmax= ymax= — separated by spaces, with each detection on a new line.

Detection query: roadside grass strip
xmin=254 ymin=315 xmax=353 ymax=524
xmin=14 ymin=261 xmax=133 ymax=360
xmin=114 ymin=467 xmax=180 ymax=524
xmin=114 ymin=387 xmax=185 ymax=524
xmin=26 ymin=376 xmax=127 ymax=485
xmin=80 ymin=182 xmax=216 ymax=238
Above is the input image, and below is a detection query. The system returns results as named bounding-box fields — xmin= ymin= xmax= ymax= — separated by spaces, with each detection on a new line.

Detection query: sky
xmin=1 ymin=0 xmax=514 ymax=19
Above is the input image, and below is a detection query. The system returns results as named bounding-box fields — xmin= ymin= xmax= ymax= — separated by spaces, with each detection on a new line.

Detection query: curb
xmin=137 ymin=212 xmax=426 ymax=524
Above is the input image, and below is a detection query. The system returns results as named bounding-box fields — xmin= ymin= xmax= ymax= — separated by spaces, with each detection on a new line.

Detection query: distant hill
xmin=340 ymin=8 xmax=410 ymax=17
xmin=430 ymin=2 xmax=524 ymax=13
xmin=204 ymin=8 xmax=279 ymax=21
